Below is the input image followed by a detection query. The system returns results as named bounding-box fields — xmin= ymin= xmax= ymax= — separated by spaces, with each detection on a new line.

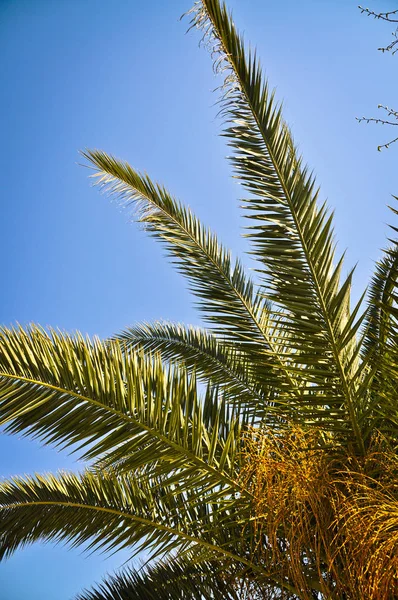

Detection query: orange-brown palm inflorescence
xmin=239 ymin=427 xmax=398 ymax=600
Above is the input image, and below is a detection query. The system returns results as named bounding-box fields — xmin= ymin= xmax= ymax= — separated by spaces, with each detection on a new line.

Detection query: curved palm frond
xmin=76 ymin=555 xmax=241 ymax=600
xmin=0 ymin=470 xmax=294 ymax=594
xmin=364 ymin=205 xmax=398 ymax=363
xmin=113 ymin=321 xmax=268 ymax=414
xmin=75 ymin=555 xmax=294 ymax=600
xmin=360 ymin=203 xmax=398 ymax=441
xmin=188 ymin=0 xmax=368 ymax=450
xmin=83 ymin=149 xmax=299 ymax=397
xmin=363 ymin=246 xmax=398 ymax=360
xmin=0 ymin=469 xmax=230 ymax=558
xmin=0 ymin=325 xmax=243 ymax=496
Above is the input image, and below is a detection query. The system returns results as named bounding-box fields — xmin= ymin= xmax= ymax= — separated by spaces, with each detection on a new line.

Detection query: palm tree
xmin=1 ymin=1 xmax=397 ymax=598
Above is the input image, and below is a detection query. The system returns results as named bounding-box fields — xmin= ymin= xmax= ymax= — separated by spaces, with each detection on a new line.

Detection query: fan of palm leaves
xmin=1 ymin=1 xmax=397 ymax=598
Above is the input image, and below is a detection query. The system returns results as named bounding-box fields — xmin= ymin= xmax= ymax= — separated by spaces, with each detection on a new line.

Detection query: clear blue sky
xmin=0 ymin=0 xmax=396 ymax=598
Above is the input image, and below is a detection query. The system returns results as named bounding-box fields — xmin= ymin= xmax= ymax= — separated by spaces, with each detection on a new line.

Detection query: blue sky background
xmin=0 ymin=0 xmax=397 ymax=598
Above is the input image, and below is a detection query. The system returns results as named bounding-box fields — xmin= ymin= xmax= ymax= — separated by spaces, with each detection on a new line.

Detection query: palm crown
xmin=1 ymin=1 xmax=397 ymax=599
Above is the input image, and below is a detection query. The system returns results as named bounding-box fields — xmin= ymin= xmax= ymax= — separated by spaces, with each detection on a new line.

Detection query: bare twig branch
xmin=357 ymin=105 xmax=398 ymax=127
xmin=376 ymin=135 xmax=398 ymax=151
xmin=357 ymin=105 xmax=398 ymax=150
xmin=359 ymin=5 xmax=398 ymax=53
xmin=358 ymin=6 xmax=398 ymax=22
xmin=357 ymin=6 xmax=398 ymax=148
xmin=379 ymin=36 xmax=398 ymax=55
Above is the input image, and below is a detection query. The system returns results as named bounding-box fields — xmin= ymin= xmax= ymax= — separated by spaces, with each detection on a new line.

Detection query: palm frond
xmin=76 ymin=555 xmax=292 ymax=599
xmin=187 ymin=0 xmax=367 ymax=451
xmin=83 ymin=150 xmax=299 ymax=395
xmin=113 ymin=321 xmax=267 ymax=413
xmin=364 ymin=205 xmax=398 ymax=363
xmin=0 ymin=469 xmax=286 ymax=592
xmin=359 ymin=203 xmax=398 ymax=441
xmin=0 ymin=325 xmax=242 ymax=495
xmin=76 ymin=555 xmax=240 ymax=600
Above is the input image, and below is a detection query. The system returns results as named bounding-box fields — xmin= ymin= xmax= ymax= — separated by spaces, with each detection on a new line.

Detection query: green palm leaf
xmin=363 ymin=205 xmax=398 ymax=364
xmin=0 ymin=470 xmax=292 ymax=594
xmin=361 ymin=206 xmax=398 ymax=441
xmin=113 ymin=321 xmax=267 ymax=413
xmin=76 ymin=556 xmax=240 ymax=600
xmin=83 ymin=150 xmax=298 ymax=395
xmin=76 ymin=556 xmax=292 ymax=599
xmin=187 ymin=0 xmax=367 ymax=451
xmin=0 ymin=325 xmax=242 ymax=494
